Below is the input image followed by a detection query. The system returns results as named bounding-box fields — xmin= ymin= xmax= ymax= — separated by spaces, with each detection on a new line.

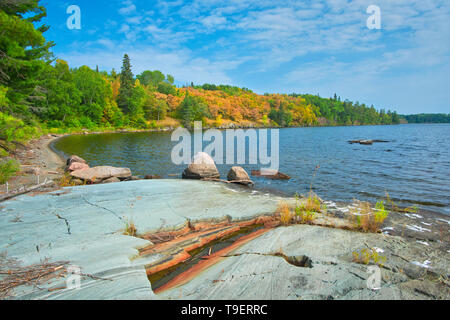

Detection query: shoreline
xmin=0 ymin=134 xmax=66 ymax=195
xmin=0 ymin=178 xmax=448 ymax=300
xmin=9 ymin=129 xmax=450 ymax=226
xmin=0 ymin=132 xmax=448 ymax=300
xmin=9 ymin=129 xmax=449 ymax=217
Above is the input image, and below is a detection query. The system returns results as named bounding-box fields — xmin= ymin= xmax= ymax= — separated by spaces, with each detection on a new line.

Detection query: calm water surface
xmin=53 ymin=124 xmax=450 ymax=215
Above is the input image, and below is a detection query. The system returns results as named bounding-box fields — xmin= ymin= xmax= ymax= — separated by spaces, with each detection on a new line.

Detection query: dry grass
xmin=349 ymin=200 xmax=389 ymax=233
xmin=277 ymin=202 xmax=293 ymax=226
xmin=276 ymin=193 xmax=325 ymax=226
xmin=123 ymin=219 xmax=137 ymax=237
xmin=58 ymin=174 xmax=76 ymax=187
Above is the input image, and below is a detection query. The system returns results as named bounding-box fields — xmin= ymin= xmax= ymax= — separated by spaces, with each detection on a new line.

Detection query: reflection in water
xmin=53 ymin=124 xmax=450 ymax=215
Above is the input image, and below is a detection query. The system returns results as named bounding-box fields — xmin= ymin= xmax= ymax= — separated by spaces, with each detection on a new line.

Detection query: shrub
xmin=123 ymin=219 xmax=137 ymax=236
xmin=350 ymin=200 xmax=390 ymax=233
xmin=0 ymin=112 xmax=39 ymax=146
xmin=294 ymin=192 xmax=322 ymax=224
xmin=385 ymin=192 xmax=419 ymax=213
xmin=0 ymin=158 xmax=20 ymax=184
xmin=352 ymin=248 xmax=386 ymax=267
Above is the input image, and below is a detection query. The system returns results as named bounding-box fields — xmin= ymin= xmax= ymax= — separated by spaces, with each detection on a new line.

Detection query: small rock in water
xmin=348 ymin=139 xmax=389 ymax=145
xmin=144 ymin=174 xmax=162 ymax=180
xmin=123 ymin=176 xmax=140 ymax=181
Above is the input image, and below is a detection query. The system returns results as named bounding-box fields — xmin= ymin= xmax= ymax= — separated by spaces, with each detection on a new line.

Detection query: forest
xmin=401 ymin=114 xmax=450 ymax=123
xmin=0 ymin=0 xmax=405 ymax=167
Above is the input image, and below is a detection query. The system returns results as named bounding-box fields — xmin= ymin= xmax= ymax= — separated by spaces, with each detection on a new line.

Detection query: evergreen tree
xmin=118 ymin=54 xmax=133 ymax=113
xmin=177 ymin=92 xmax=209 ymax=128
xmin=0 ymin=0 xmax=54 ymax=115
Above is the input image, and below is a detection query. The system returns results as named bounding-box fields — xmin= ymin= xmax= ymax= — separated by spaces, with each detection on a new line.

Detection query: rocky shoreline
xmin=0 ymin=133 xmax=449 ymax=300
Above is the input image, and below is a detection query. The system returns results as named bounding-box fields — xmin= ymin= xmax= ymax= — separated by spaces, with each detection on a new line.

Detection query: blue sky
xmin=40 ymin=0 xmax=450 ymax=114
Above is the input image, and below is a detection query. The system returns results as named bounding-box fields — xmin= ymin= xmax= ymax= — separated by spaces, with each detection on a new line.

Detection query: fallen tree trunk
xmin=0 ymin=180 xmax=55 ymax=203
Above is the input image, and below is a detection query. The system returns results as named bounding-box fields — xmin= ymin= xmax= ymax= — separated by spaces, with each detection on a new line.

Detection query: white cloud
xmin=199 ymin=15 xmax=227 ymax=29
xmin=58 ymin=44 xmax=244 ymax=85
xmin=119 ymin=0 xmax=136 ymax=15
xmin=56 ymin=0 xmax=450 ymax=112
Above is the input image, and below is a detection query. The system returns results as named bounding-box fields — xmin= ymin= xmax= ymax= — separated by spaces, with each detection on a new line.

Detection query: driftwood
xmin=201 ymin=178 xmax=255 ymax=186
xmin=0 ymin=180 xmax=54 ymax=203
xmin=0 ymin=256 xmax=69 ymax=299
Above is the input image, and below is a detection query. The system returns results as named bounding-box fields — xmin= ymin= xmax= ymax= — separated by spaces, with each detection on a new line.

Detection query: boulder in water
xmin=227 ymin=166 xmax=253 ymax=185
xmin=182 ymin=152 xmax=220 ymax=180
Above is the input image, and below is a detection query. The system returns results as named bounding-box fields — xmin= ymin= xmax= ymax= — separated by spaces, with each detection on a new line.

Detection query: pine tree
xmin=118 ymin=54 xmax=133 ymax=113
xmin=0 ymin=0 xmax=55 ymax=113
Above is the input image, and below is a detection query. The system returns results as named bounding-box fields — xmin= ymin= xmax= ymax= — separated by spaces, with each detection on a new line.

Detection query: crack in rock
xmin=55 ymin=214 xmax=71 ymax=235
xmin=82 ymin=196 xmax=123 ymax=221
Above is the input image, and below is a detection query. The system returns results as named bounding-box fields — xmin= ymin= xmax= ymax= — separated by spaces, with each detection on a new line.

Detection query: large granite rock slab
xmin=159 ymin=224 xmax=449 ymax=300
xmin=1 ymin=180 xmax=447 ymax=300
xmin=0 ymin=180 xmax=282 ymax=300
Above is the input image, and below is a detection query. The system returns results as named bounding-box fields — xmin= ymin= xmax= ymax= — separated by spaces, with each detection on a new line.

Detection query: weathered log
xmin=0 ymin=180 xmax=55 ymax=203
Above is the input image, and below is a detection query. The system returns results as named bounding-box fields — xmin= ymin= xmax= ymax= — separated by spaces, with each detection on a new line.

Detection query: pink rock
xmin=70 ymin=166 xmax=132 ymax=182
xmin=67 ymin=162 xmax=90 ymax=172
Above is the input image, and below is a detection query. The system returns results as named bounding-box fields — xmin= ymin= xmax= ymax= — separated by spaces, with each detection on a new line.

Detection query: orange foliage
xmin=107 ymin=78 xmax=320 ymax=127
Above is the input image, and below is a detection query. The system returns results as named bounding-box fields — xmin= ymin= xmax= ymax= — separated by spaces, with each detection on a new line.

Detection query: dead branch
xmin=0 ymin=256 xmax=70 ymax=299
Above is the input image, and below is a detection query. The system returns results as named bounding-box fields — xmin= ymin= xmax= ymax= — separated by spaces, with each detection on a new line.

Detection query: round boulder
xmin=227 ymin=166 xmax=253 ymax=185
xmin=182 ymin=152 xmax=220 ymax=180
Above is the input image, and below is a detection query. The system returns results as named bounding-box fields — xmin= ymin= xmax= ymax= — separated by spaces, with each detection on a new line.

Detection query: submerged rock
xmin=70 ymin=166 xmax=132 ymax=183
xmin=123 ymin=176 xmax=140 ymax=181
xmin=227 ymin=166 xmax=253 ymax=185
xmin=348 ymin=139 xmax=389 ymax=145
xmin=182 ymin=152 xmax=220 ymax=180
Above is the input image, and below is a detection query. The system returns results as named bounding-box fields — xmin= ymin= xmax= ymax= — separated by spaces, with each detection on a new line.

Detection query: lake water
xmin=53 ymin=124 xmax=450 ymax=215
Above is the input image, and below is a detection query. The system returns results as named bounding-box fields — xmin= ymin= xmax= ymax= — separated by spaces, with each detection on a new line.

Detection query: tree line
xmin=401 ymin=114 xmax=450 ymax=124
xmin=0 ymin=0 xmax=415 ymax=157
